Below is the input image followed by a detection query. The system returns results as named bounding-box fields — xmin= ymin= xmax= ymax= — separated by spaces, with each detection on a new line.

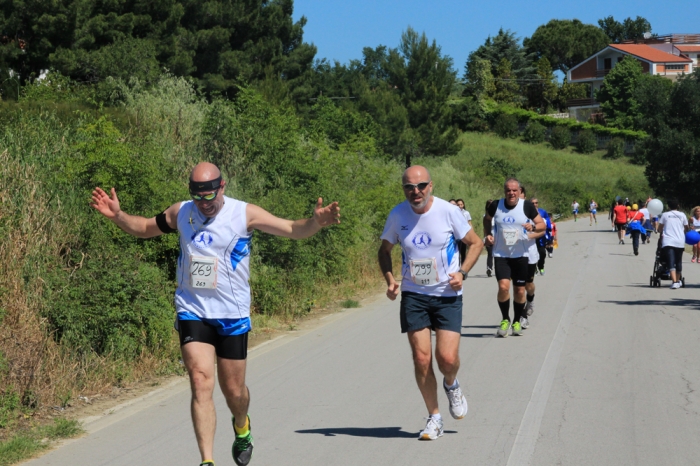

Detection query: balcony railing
xmin=567 ymin=98 xmax=599 ymax=108
xmin=596 ymin=69 xmax=611 ymax=78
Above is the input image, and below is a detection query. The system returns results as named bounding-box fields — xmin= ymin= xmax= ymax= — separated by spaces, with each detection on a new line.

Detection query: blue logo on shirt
xmin=503 ymin=216 xmax=516 ymax=224
xmin=192 ymin=231 xmax=214 ymax=249
xmin=412 ymin=232 xmax=432 ymax=249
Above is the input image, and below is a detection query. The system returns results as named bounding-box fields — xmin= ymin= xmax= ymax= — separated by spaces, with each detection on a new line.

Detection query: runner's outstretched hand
xmin=91 ymin=187 xmax=121 ymax=219
xmin=313 ymin=198 xmax=341 ymax=227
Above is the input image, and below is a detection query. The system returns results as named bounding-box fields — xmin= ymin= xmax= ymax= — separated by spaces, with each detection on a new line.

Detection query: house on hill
xmin=566 ymin=33 xmax=700 ymax=121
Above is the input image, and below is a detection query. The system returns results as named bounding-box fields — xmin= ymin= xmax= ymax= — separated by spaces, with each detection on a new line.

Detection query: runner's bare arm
xmin=246 ymin=198 xmax=340 ymax=239
xmin=527 ymin=214 xmax=547 ymax=240
xmin=91 ymin=187 xmax=179 ymax=238
xmin=459 ymin=229 xmax=484 ymax=273
xmin=378 ymin=240 xmax=400 ymax=300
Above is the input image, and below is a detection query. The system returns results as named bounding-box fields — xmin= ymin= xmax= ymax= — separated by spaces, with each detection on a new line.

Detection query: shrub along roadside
xmin=0 ymin=77 xmax=404 ymax=443
xmin=489 ymin=104 xmax=647 ymax=141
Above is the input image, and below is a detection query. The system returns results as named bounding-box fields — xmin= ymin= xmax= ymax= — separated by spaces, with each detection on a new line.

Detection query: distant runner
xmin=91 ymin=162 xmax=340 ymax=466
xmin=378 ymin=166 xmax=483 ymax=440
xmin=692 ymin=207 xmax=700 ymax=263
xmin=613 ymin=199 xmax=628 ymax=244
xmin=571 ymin=200 xmax=579 ymax=222
xmin=519 ymin=189 xmax=546 ymax=329
xmin=589 ymin=199 xmax=598 ymax=226
xmin=484 ymin=178 xmax=545 ymax=337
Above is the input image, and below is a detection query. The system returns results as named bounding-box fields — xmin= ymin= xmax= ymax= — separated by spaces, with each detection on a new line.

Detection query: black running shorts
xmin=494 ymin=257 xmax=529 ymax=287
xmin=526 ymin=263 xmax=537 ymax=283
xmin=399 ymin=292 xmax=462 ymax=333
xmin=177 ymin=319 xmax=248 ymax=360
xmin=615 ymin=222 xmax=627 ymax=231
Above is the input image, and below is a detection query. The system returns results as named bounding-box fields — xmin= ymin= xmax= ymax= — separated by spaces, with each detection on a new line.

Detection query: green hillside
xmin=418 ymin=131 xmax=650 ymax=229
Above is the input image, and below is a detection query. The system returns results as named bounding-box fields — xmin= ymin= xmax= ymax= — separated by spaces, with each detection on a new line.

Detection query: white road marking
xmin=506 ymin=234 xmax=597 ymax=466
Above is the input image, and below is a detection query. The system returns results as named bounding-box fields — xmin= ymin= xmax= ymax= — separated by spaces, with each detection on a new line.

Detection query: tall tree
xmin=469 ymin=29 xmax=535 ymax=79
xmin=463 ymin=53 xmax=495 ymax=100
xmin=0 ymin=0 xmax=316 ymax=96
xmin=385 ymin=27 xmax=460 ymax=164
xmin=492 ymin=58 xmax=521 ymax=106
xmin=524 ymin=19 xmax=610 ymax=74
xmin=598 ymin=16 xmax=652 ymax=43
xmin=596 ymin=56 xmax=644 ymax=129
xmin=643 ymin=69 xmax=700 ymax=206
xmin=525 ymin=57 xmax=559 ymax=112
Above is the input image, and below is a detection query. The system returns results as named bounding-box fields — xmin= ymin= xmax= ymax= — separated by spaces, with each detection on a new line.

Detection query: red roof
xmin=676 ymin=45 xmax=700 ymax=52
xmin=609 ymin=44 xmax=692 ymax=63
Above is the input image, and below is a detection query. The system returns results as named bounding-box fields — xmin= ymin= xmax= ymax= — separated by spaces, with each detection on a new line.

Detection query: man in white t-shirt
xmin=658 ymin=199 xmax=689 ymax=289
xmin=378 ymin=166 xmax=483 ymax=440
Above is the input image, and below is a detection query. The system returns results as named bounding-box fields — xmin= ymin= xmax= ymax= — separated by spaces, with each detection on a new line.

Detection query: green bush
xmin=494 ymin=113 xmax=519 ymax=138
xmin=605 ymin=137 xmax=625 ymax=159
xmin=522 ymin=121 xmax=546 ymax=144
xmin=549 ymin=126 xmax=571 ymax=150
xmin=488 ymin=104 xmax=647 ymax=141
xmin=577 ymin=129 xmax=597 ymax=154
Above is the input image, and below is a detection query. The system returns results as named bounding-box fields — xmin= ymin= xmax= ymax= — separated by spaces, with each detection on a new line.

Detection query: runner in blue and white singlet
xmin=484 ymin=178 xmax=544 ymax=337
xmin=91 ymin=162 xmax=341 ymax=466
xmin=175 ymin=196 xmax=253 ymax=332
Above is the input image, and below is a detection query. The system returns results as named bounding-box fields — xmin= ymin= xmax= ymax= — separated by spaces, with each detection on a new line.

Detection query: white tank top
xmin=492 ymin=198 xmax=530 ymax=258
xmin=693 ymin=217 xmax=700 ymax=232
xmin=174 ymin=197 xmax=253 ymax=320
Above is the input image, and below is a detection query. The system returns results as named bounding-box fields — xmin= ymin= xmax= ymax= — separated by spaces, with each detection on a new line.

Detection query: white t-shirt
xmin=659 ymin=210 xmax=688 ymax=248
xmin=589 ymin=202 xmax=597 ymax=212
xmin=572 ymin=202 xmax=579 ymax=212
xmin=381 ymin=197 xmax=471 ymax=297
xmin=639 ymin=208 xmax=650 ymax=220
xmin=692 ymin=217 xmax=700 ymax=232
xmin=175 ymin=197 xmax=253 ymax=327
xmin=490 ymin=198 xmax=538 ymax=258
xmin=461 ymin=209 xmax=472 ymax=223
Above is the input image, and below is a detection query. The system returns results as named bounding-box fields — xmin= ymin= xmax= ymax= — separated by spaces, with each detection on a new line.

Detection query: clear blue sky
xmin=293 ymin=0 xmax=697 ymax=76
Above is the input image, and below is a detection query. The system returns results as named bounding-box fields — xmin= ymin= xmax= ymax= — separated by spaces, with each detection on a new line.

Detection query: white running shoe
xmin=520 ymin=316 xmax=530 ymax=329
xmin=443 ymin=379 xmax=468 ymax=419
xmin=548 ymin=252 xmax=552 ymax=258
xmin=670 ymin=282 xmax=681 ymax=289
xmin=525 ymin=301 xmax=534 ymax=316
xmin=419 ymin=416 xmax=444 ymax=440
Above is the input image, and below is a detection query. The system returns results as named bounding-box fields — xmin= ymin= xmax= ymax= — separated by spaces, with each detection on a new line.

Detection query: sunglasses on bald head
xmin=190 ymin=189 xmax=219 ymax=201
xmin=403 ymin=182 xmax=430 ymax=192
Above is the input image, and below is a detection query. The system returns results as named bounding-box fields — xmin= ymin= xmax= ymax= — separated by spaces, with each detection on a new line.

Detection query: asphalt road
xmin=24 ymin=218 xmax=700 ymax=466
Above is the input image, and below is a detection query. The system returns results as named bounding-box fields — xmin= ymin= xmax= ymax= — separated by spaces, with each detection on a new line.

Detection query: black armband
xmin=155 ymin=211 xmax=177 ymax=234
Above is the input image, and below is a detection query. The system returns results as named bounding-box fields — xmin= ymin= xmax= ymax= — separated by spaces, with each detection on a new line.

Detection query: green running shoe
xmin=232 ymin=415 xmax=254 ymax=466
xmin=512 ymin=321 xmax=522 ymax=336
xmin=496 ymin=319 xmax=510 ymax=337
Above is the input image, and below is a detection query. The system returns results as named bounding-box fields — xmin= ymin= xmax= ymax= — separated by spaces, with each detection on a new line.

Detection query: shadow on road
xmin=462 ymin=325 xmax=498 ymax=329
xmin=295 ymin=426 xmax=457 ymax=438
xmin=600 ymin=299 xmax=700 ymax=311
xmin=461 ymin=333 xmax=495 ymax=338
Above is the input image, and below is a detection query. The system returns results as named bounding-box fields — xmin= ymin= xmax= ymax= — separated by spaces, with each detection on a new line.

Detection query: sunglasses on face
xmin=403 ymin=182 xmax=430 ymax=191
xmin=191 ymin=190 xmax=219 ymax=201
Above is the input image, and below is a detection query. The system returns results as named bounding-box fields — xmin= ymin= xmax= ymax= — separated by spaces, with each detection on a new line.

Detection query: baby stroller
xmin=649 ymin=242 xmax=685 ymax=287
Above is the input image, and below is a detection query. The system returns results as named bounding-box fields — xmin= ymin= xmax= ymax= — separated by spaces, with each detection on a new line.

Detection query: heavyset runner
xmin=91 ymin=163 xmax=695 ymax=463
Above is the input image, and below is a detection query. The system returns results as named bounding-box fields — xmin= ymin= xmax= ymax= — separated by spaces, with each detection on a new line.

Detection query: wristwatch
xmin=459 ymin=269 xmax=468 ymax=280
